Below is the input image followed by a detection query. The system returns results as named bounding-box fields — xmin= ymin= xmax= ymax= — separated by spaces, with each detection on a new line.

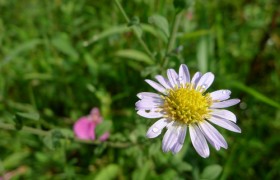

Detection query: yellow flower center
xmin=162 ymin=84 xmax=212 ymax=125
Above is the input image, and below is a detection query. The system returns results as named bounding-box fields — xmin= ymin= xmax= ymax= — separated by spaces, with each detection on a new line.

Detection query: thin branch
xmin=0 ymin=122 xmax=133 ymax=148
xmin=114 ymin=0 xmax=155 ymax=60
xmin=162 ymin=10 xmax=184 ymax=68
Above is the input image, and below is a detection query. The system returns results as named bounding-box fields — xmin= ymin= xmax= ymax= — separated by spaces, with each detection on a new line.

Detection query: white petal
xmin=167 ymin=69 xmax=179 ymax=88
xmin=171 ymin=142 xmax=183 ymax=154
xmin=137 ymin=109 xmax=163 ymax=119
xmin=155 ymin=75 xmax=172 ymax=89
xmin=145 ymin=79 xmax=167 ymax=94
xmin=137 ymin=92 xmax=162 ymax=100
xmin=162 ymin=128 xmax=178 ymax=152
xmin=211 ymin=99 xmax=240 ymax=108
xmin=178 ymin=126 xmax=187 ymax=144
xmin=191 ymin=72 xmax=202 ymax=88
xmin=196 ymin=72 xmax=215 ymax=91
xmin=210 ymin=109 xmax=237 ymax=122
xmin=208 ymin=116 xmax=241 ymax=133
xmin=146 ymin=118 xmax=169 ymax=138
xmin=135 ymin=99 xmax=162 ymax=110
xmin=210 ymin=90 xmax=231 ymax=101
xmin=189 ymin=124 xmax=210 ymax=158
xmin=198 ymin=121 xmax=228 ymax=150
xmin=202 ymin=134 xmax=220 ymax=150
xmin=179 ymin=64 xmax=190 ymax=84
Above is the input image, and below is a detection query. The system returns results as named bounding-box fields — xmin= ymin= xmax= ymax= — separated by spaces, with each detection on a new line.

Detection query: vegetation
xmin=0 ymin=0 xmax=280 ymax=179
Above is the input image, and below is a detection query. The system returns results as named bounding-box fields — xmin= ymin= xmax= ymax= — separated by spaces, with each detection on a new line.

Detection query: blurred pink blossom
xmin=73 ymin=107 xmax=109 ymax=141
xmin=99 ymin=132 xmax=110 ymax=141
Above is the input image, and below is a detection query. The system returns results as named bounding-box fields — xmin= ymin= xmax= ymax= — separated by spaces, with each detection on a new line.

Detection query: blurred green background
xmin=0 ymin=0 xmax=280 ymax=179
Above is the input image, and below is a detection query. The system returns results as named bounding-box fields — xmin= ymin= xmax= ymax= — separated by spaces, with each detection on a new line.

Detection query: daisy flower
xmin=135 ymin=64 xmax=241 ymax=158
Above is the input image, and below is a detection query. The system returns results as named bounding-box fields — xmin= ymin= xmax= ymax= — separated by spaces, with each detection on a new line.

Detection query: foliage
xmin=0 ymin=0 xmax=280 ymax=179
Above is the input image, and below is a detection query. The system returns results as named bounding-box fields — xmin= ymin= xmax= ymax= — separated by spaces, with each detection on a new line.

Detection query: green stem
xmin=0 ymin=122 xmax=132 ymax=148
xmin=162 ymin=11 xmax=183 ymax=68
xmin=0 ymin=122 xmax=48 ymax=136
xmin=114 ymin=0 xmax=155 ymax=60
xmin=114 ymin=0 xmax=129 ymax=22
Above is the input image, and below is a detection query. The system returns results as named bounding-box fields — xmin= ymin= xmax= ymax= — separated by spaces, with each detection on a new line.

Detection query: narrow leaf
xmin=115 ymin=49 xmax=154 ymax=65
xmin=149 ymin=14 xmax=170 ymax=38
xmin=201 ymin=164 xmax=223 ymax=180
xmin=231 ymin=81 xmax=280 ymax=109
xmin=16 ymin=112 xmax=40 ymax=121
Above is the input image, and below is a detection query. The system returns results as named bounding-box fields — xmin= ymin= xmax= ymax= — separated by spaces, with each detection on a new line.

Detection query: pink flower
xmin=99 ymin=132 xmax=110 ymax=141
xmin=73 ymin=107 xmax=109 ymax=141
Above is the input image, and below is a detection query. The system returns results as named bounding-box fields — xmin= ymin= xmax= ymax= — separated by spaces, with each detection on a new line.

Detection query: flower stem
xmin=114 ymin=0 xmax=155 ymax=60
xmin=0 ymin=121 xmax=48 ymax=136
xmin=0 ymin=122 xmax=132 ymax=148
xmin=162 ymin=10 xmax=184 ymax=68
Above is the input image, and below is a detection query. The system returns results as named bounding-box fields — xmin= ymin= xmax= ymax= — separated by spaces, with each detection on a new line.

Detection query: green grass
xmin=0 ymin=0 xmax=280 ymax=179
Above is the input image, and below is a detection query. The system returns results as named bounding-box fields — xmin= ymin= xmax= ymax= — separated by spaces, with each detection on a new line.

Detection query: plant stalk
xmin=114 ymin=0 xmax=155 ymax=60
xmin=0 ymin=122 xmax=132 ymax=148
xmin=162 ymin=10 xmax=183 ymax=68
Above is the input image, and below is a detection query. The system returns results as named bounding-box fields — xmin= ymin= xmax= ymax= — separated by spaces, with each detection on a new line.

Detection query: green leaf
xmin=16 ymin=111 xmax=40 ymax=121
xmin=142 ymin=24 xmax=168 ymax=43
xmin=24 ymin=73 xmax=53 ymax=80
xmin=173 ymin=0 xmax=187 ymax=10
xmin=1 ymin=39 xmax=42 ymax=67
xmin=201 ymin=164 xmax=223 ymax=180
xmin=132 ymin=161 xmax=151 ymax=180
xmin=149 ymin=14 xmax=170 ymax=38
xmin=115 ymin=49 xmax=154 ymax=65
xmin=83 ymin=24 xmax=166 ymax=46
xmin=161 ymin=169 xmax=177 ymax=180
xmin=84 ymin=25 xmax=128 ymax=45
xmin=197 ymin=37 xmax=208 ymax=73
xmin=59 ymin=128 xmax=75 ymax=139
xmin=178 ymin=29 xmax=212 ymax=41
xmin=177 ymin=162 xmax=192 ymax=172
xmin=51 ymin=33 xmax=78 ymax=60
xmin=43 ymin=130 xmax=63 ymax=150
xmin=13 ymin=114 xmax=23 ymax=130
xmin=230 ymin=81 xmax=280 ymax=109
xmin=95 ymin=164 xmax=119 ymax=180
xmin=2 ymin=151 xmax=30 ymax=169
xmin=95 ymin=120 xmax=112 ymax=137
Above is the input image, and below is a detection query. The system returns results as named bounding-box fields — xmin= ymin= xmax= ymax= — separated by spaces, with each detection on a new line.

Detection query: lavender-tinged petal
xmin=162 ymin=128 xmax=178 ymax=152
xmin=171 ymin=142 xmax=183 ymax=154
xmin=146 ymin=118 xmax=169 ymax=138
xmin=155 ymin=75 xmax=172 ymax=89
xmin=178 ymin=126 xmax=187 ymax=144
xmin=135 ymin=100 xmax=161 ymax=110
xmin=167 ymin=69 xmax=179 ymax=88
xmin=145 ymin=79 xmax=167 ymax=94
xmin=211 ymin=99 xmax=240 ymax=108
xmin=137 ymin=92 xmax=162 ymax=100
xmin=210 ymin=90 xmax=231 ymax=101
xmin=189 ymin=124 xmax=210 ymax=158
xmin=191 ymin=72 xmax=202 ymax=88
xmin=198 ymin=121 xmax=228 ymax=149
xmin=208 ymin=116 xmax=241 ymax=133
xmin=210 ymin=109 xmax=237 ymax=122
xmin=137 ymin=109 xmax=163 ymax=118
xmin=197 ymin=124 xmax=218 ymax=150
xmin=179 ymin=64 xmax=190 ymax=84
xmin=137 ymin=98 xmax=163 ymax=104
xmin=196 ymin=126 xmax=220 ymax=150
xmin=196 ymin=72 xmax=215 ymax=91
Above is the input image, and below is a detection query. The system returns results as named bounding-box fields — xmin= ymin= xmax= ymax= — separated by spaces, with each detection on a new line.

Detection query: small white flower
xmin=136 ymin=64 xmax=241 ymax=158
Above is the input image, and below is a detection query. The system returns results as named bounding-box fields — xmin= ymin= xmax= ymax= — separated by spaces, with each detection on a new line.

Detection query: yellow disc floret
xmin=163 ymin=84 xmax=212 ymax=125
